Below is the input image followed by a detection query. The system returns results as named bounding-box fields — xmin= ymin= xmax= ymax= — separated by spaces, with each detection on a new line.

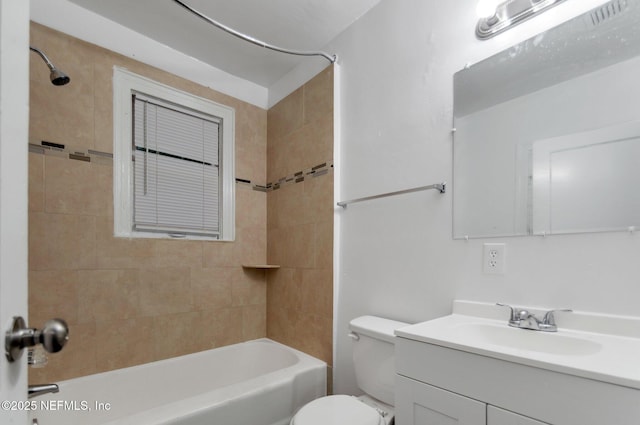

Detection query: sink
xmin=395 ymin=300 xmax=640 ymax=425
xmin=395 ymin=300 xmax=640 ymax=389
xmin=451 ymin=322 xmax=602 ymax=356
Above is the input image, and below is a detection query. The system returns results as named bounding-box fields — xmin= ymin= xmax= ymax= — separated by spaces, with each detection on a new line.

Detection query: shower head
xmin=49 ymin=68 xmax=71 ymax=86
xmin=29 ymin=46 xmax=71 ymax=86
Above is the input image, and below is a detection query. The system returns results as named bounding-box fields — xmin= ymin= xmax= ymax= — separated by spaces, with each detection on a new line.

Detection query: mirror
xmin=453 ymin=0 xmax=640 ymax=239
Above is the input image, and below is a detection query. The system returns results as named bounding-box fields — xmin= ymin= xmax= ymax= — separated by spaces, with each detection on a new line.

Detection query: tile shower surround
xmin=28 ymin=21 xmax=269 ymax=384
xmin=28 ymin=157 xmax=272 ymax=383
xmin=28 ymin=22 xmax=333 ymax=384
xmin=266 ymin=66 xmax=334 ymax=370
xmin=28 ymin=147 xmax=333 ymax=383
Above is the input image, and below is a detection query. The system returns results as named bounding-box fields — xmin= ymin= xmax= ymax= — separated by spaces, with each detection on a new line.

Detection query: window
xmin=113 ymin=67 xmax=235 ymax=240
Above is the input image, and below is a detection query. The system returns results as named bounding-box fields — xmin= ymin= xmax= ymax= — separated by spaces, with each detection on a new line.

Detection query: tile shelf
xmin=241 ymin=264 xmax=281 ymax=269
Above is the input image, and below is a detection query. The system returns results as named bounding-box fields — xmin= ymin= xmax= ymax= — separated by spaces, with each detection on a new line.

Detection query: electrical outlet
xmin=483 ymin=243 xmax=506 ymax=274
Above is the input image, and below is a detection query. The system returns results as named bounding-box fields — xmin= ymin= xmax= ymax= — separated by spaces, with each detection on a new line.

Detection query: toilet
xmin=290 ymin=315 xmax=409 ymax=425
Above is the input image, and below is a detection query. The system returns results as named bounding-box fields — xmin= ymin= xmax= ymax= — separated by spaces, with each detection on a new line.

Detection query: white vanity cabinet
xmin=396 ymin=375 xmax=486 ymax=425
xmin=396 ymin=375 xmax=548 ymax=425
xmin=395 ymin=336 xmax=639 ymax=425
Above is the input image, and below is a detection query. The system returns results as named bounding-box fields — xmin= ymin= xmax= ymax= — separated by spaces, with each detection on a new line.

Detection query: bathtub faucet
xmin=28 ymin=384 xmax=59 ymax=399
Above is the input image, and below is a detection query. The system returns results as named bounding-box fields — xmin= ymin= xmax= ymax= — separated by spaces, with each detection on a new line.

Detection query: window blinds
xmin=132 ymin=93 xmax=221 ymax=237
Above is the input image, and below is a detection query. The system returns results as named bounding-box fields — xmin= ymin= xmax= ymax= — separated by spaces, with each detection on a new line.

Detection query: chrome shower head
xmin=49 ymin=68 xmax=70 ymax=86
xmin=29 ymin=46 xmax=71 ymax=86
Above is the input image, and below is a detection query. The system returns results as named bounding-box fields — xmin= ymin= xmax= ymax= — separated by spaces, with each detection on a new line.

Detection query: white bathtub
xmin=29 ymin=339 xmax=326 ymax=425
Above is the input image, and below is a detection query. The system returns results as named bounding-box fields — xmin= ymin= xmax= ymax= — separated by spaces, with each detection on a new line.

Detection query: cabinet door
xmin=488 ymin=406 xmax=549 ymax=425
xmin=396 ymin=375 xmax=486 ymax=425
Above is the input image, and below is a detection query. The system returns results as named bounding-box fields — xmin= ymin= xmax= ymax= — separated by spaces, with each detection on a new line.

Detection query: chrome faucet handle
xmin=516 ymin=309 xmax=543 ymax=330
xmin=542 ymin=309 xmax=573 ymax=327
xmin=496 ymin=303 xmax=519 ymax=324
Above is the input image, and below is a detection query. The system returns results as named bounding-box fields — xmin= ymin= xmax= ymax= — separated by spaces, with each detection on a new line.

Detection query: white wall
xmin=321 ymin=0 xmax=640 ymax=395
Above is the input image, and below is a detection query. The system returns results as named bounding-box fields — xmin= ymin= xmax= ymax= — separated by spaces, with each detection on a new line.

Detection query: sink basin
xmin=451 ymin=322 xmax=602 ymax=356
xmin=395 ymin=300 xmax=640 ymax=389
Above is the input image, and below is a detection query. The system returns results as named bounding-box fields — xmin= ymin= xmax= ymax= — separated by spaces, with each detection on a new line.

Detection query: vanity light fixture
xmin=476 ymin=0 xmax=567 ymax=39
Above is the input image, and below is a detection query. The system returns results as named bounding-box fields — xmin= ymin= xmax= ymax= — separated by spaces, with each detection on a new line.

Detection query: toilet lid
xmin=291 ymin=395 xmax=383 ymax=425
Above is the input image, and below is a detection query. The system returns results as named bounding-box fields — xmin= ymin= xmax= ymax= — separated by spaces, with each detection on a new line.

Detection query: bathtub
xmin=29 ymin=339 xmax=326 ymax=425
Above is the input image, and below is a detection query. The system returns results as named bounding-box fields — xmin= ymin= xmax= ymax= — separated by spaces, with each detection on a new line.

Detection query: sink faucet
xmin=516 ymin=309 xmax=541 ymax=330
xmin=28 ymin=384 xmax=59 ymax=399
xmin=497 ymin=303 xmax=572 ymax=332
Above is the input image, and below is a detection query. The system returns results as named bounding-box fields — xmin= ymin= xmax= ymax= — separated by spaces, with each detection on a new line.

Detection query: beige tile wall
xmin=266 ymin=66 xmax=334 ymax=366
xmin=28 ymin=23 xmax=267 ymax=383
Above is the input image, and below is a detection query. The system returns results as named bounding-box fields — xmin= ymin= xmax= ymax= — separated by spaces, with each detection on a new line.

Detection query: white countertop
xmin=395 ymin=300 xmax=640 ymax=390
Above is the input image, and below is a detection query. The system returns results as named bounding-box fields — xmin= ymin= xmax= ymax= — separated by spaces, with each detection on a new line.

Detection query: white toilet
xmin=290 ymin=315 xmax=409 ymax=425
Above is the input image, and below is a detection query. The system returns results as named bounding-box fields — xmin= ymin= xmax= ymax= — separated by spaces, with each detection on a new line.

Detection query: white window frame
xmin=113 ymin=67 xmax=235 ymax=241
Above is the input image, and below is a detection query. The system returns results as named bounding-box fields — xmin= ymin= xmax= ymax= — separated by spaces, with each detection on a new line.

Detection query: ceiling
xmin=68 ymin=0 xmax=381 ymax=87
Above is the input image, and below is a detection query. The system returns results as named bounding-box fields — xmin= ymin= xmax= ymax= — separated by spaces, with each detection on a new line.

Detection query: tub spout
xmin=28 ymin=384 xmax=59 ymax=399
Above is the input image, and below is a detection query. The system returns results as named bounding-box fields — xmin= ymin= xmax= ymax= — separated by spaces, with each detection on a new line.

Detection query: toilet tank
xmin=349 ymin=315 xmax=409 ymax=406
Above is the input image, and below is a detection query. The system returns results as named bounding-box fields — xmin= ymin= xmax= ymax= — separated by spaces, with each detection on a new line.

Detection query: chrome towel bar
xmin=337 ymin=182 xmax=446 ymax=208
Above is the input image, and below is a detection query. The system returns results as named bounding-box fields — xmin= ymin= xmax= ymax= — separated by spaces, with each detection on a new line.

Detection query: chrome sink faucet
xmin=497 ymin=303 xmax=572 ymax=332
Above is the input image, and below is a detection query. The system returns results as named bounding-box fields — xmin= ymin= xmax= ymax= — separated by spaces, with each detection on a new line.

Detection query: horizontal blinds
xmin=133 ymin=94 xmax=221 ymax=236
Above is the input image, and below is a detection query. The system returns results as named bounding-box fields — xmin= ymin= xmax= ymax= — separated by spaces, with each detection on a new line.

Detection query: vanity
xmin=394 ymin=301 xmax=640 ymax=425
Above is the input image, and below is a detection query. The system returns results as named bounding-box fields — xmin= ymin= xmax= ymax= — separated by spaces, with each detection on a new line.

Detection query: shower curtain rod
xmin=173 ymin=0 xmax=337 ymax=64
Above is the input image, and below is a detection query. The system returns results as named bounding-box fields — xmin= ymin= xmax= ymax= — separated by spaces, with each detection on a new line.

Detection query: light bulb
xmin=476 ymin=0 xmax=502 ymax=18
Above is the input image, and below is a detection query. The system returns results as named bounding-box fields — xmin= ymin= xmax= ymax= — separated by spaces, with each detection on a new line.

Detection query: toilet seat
xmin=291 ymin=395 xmax=384 ymax=425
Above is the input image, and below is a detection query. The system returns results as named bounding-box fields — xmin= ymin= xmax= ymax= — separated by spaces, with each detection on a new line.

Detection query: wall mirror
xmin=453 ymin=0 xmax=640 ymax=239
